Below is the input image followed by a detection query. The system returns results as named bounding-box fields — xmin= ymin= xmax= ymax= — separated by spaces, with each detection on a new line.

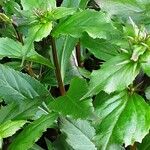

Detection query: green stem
xmin=51 ymin=36 xmax=66 ymax=96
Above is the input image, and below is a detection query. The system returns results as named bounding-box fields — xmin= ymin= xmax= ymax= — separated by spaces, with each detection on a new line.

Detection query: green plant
xmin=0 ymin=0 xmax=150 ymax=149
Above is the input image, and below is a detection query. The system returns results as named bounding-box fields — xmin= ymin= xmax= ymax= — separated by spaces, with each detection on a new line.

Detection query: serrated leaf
xmin=9 ymin=113 xmax=57 ymax=150
xmin=81 ymin=34 xmax=119 ymax=61
xmin=52 ymin=9 xmax=115 ymax=39
xmin=0 ymin=37 xmax=53 ymax=68
xmin=49 ymin=77 xmax=94 ymax=119
xmin=94 ymin=91 xmax=150 ymax=149
xmin=0 ymin=64 xmax=52 ymax=104
xmin=60 ymin=118 xmax=97 ymax=150
xmin=83 ymin=54 xmax=140 ymax=98
xmin=0 ymin=120 xmax=26 ymax=139
xmin=0 ymin=99 xmax=42 ymax=124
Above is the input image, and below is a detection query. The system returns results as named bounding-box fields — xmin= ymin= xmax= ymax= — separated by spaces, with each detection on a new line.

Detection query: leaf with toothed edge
xmin=94 ymin=91 xmax=150 ymax=150
xmin=49 ymin=77 xmax=94 ymax=119
xmin=82 ymin=54 xmax=140 ymax=99
xmin=8 ymin=113 xmax=58 ymax=150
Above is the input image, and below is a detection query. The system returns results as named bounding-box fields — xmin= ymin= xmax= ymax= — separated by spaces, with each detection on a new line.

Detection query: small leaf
xmin=49 ymin=77 xmax=94 ymax=119
xmin=94 ymin=91 xmax=150 ymax=149
xmin=52 ymin=9 xmax=115 ymax=39
xmin=9 ymin=113 xmax=57 ymax=150
xmin=83 ymin=54 xmax=140 ymax=98
xmin=0 ymin=120 xmax=26 ymax=139
xmin=60 ymin=118 xmax=97 ymax=150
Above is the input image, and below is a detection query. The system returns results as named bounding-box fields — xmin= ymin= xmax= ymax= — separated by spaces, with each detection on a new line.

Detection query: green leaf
xmin=53 ymin=135 xmax=74 ymax=150
xmin=0 ymin=120 xmax=26 ymax=139
xmin=9 ymin=113 xmax=57 ymax=150
xmin=94 ymin=91 xmax=150 ymax=149
xmin=56 ymin=36 xmax=77 ymax=81
xmin=51 ymin=7 xmax=76 ymax=20
xmin=0 ymin=64 xmax=51 ymax=104
xmin=0 ymin=37 xmax=53 ymax=68
xmin=30 ymin=144 xmax=45 ymax=150
xmin=52 ymin=9 xmax=115 ymax=39
xmin=21 ymin=22 xmax=53 ymax=65
xmin=81 ymin=34 xmax=119 ymax=61
xmin=141 ymin=51 xmax=150 ymax=77
xmin=61 ymin=0 xmax=81 ymax=8
xmin=49 ymin=77 xmax=94 ymax=119
xmin=28 ymin=22 xmax=53 ymax=42
xmin=21 ymin=0 xmax=56 ymax=11
xmin=145 ymin=86 xmax=150 ymax=100
xmin=60 ymin=118 xmax=96 ymax=150
xmin=3 ymin=1 xmax=21 ymax=17
xmin=137 ymin=132 xmax=150 ymax=150
xmin=83 ymin=54 xmax=140 ymax=98
xmin=95 ymin=0 xmax=150 ymax=25
xmin=45 ymin=138 xmax=53 ymax=150
xmin=0 ymin=100 xmax=42 ymax=124
xmin=79 ymin=0 xmax=89 ymax=9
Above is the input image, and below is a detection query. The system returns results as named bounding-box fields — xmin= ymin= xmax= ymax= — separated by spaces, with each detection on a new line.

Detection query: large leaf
xmin=9 ymin=113 xmax=57 ymax=150
xmin=94 ymin=91 xmax=150 ymax=149
xmin=0 ymin=64 xmax=52 ymax=104
xmin=83 ymin=54 xmax=140 ymax=98
xmin=49 ymin=77 xmax=94 ymax=119
xmin=52 ymin=9 xmax=116 ymax=39
xmin=0 ymin=38 xmax=53 ymax=68
xmin=0 ymin=99 xmax=42 ymax=124
xmin=60 ymin=118 xmax=97 ymax=150
xmin=0 ymin=120 xmax=26 ymax=139
xmin=81 ymin=34 xmax=119 ymax=61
